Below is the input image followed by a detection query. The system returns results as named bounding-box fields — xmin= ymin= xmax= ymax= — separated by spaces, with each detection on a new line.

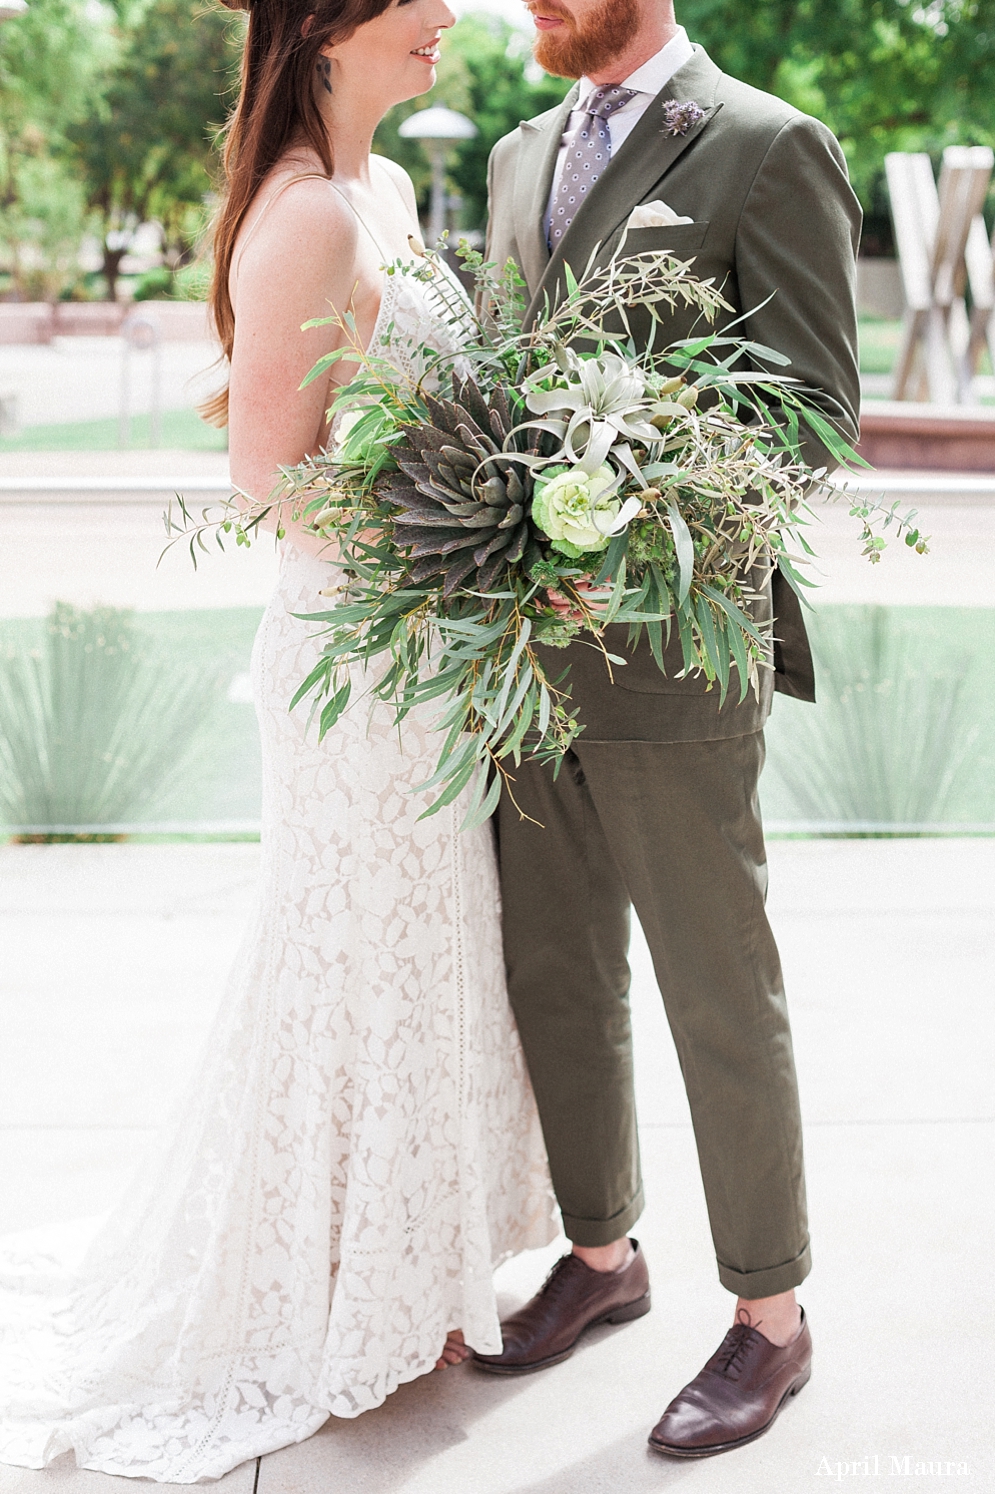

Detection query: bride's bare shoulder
xmin=373 ymin=153 xmax=418 ymax=216
xmin=233 ymin=161 xmax=359 ymax=277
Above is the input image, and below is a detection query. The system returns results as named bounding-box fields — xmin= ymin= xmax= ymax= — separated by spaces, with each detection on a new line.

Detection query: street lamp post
xmin=398 ymin=106 xmax=477 ymax=249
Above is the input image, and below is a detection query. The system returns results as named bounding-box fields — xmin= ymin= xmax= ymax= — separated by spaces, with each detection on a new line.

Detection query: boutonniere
xmin=661 ymin=100 xmax=705 ymax=137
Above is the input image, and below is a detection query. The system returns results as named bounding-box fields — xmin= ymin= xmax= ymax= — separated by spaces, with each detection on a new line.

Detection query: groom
xmin=473 ymin=0 xmax=860 ymax=1459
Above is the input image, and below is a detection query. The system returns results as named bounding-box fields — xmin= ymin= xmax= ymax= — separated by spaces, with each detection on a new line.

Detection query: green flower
xmin=532 ymin=465 xmax=628 ymax=558
xmin=533 ymin=613 xmax=580 ymax=647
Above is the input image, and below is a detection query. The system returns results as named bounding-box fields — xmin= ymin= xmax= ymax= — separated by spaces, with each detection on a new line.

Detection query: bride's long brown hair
xmin=203 ymin=0 xmax=393 ymax=425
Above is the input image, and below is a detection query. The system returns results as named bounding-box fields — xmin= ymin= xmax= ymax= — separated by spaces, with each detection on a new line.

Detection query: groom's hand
xmin=545 ymin=579 xmax=614 ymax=623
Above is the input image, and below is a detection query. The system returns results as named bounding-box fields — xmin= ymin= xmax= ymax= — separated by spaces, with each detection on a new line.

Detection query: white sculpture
xmin=886 ymin=145 xmax=995 ymax=403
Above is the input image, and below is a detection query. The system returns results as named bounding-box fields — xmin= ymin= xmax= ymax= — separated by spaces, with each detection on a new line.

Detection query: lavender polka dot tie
xmin=546 ymin=85 xmax=638 ymax=249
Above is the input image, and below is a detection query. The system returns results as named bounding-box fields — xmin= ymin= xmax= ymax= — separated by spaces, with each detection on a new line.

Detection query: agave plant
xmin=383 ymin=377 xmax=537 ymax=595
xmin=765 ymin=606 xmax=979 ymax=829
xmin=0 ymin=603 xmax=218 ymax=839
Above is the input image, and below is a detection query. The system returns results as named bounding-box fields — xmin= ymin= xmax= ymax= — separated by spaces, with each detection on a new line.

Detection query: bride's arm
xmin=227 ymin=178 xmax=367 ymax=560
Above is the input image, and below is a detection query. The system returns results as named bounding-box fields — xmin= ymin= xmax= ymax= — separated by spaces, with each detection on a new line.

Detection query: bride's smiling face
xmin=326 ymin=0 xmax=456 ymax=108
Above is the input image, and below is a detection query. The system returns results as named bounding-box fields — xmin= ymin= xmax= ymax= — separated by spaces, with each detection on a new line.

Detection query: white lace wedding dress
xmin=0 ymin=248 xmax=557 ymax=1483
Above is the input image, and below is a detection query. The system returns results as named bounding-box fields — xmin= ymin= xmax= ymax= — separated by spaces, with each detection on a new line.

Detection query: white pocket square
xmin=625 ymin=199 xmax=694 ymax=229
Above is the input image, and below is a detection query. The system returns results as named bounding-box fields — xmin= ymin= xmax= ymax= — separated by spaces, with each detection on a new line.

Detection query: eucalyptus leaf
xmin=666 ymin=502 xmax=695 ymax=605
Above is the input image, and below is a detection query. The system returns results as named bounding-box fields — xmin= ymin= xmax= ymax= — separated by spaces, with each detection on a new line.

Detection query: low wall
xmin=0 ymin=304 xmax=55 ymax=344
xmin=0 ymin=301 xmax=213 ymax=345
xmin=857 ymin=402 xmax=995 ymax=473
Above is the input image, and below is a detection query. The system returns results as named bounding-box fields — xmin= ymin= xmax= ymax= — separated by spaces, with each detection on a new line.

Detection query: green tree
xmin=0 ymin=0 xmax=113 ymax=300
xmin=376 ymin=15 xmax=570 ymax=233
xmin=679 ymin=0 xmax=995 ymax=223
xmin=68 ymin=0 xmax=241 ymax=300
xmin=1 ymin=150 xmax=90 ymax=300
xmin=0 ymin=0 xmax=111 ymax=143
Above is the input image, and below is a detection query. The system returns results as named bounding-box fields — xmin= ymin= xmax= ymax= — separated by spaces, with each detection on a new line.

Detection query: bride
xmin=0 ymin=0 xmax=556 ymax=1481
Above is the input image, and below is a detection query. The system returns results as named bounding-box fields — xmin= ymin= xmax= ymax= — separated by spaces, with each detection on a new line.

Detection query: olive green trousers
xmin=496 ymin=731 xmax=811 ymax=1299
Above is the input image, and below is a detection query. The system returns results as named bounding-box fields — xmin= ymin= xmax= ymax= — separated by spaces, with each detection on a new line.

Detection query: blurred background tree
xmin=679 ymin=0 xmax=995 ymax=250
xmin=0 ymin=0 xmax=112 ymax=300
xmin=0 ymin=150 xmax=90 ymax=300
xmin=67 ymin=0 xmax=240 ymax=300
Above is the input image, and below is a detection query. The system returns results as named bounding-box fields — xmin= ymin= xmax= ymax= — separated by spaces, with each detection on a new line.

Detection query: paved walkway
xmin=0 ymin=838 xmax=991 ymax=1491
xmin=0 ymin=339 xmax=221 ymax=430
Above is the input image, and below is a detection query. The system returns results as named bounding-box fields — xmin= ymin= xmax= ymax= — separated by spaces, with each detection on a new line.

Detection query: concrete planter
xmin=0 ymin=303 xmax=55 ymax=344
xmin=0 ymin=300 xmax=213 ymax=344
xmin=52 ymin=302 xmax=127 ymax=337
xmin=857 ymin=401 xmax=995 ymax=472
xmin=124 ymin=302 xmax=214 ymax=341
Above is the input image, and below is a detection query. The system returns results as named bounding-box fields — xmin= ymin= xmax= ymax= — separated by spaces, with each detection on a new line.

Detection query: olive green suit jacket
xmin=485 ymin=44 xmax=862 ymax=741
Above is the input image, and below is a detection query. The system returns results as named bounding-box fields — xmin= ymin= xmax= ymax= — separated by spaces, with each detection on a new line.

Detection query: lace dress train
xmin=0 ymin=258 xmax=558 ymax=1483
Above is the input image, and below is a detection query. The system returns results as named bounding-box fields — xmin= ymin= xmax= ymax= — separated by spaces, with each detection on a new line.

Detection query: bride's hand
xmin=434 ymin=1329 xmax=470 ymax=1370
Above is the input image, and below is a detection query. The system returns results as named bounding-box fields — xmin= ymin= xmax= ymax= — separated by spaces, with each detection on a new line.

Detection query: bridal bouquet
xmin=170 ymin=241 xmax=926 ymax=826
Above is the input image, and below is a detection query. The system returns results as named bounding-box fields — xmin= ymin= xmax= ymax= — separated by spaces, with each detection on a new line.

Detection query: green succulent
xmin=383 ymin=378 xmax=537 ymax=596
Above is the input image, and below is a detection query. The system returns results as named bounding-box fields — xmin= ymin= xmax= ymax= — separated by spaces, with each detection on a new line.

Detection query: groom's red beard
xmin=531 ymin=0 xmax=642 ymax=79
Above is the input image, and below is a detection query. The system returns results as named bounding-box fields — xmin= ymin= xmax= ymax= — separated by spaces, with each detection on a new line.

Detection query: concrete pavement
xmin=0 ymin=339 xmax=221 ymax=432
xmin=0 ymin=837 xmax=991 ymax=1491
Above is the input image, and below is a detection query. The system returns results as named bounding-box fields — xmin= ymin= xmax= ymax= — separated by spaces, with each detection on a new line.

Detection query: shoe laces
xmin=715 ymin=1323 xmax=757 ymax=1379
xmin=538 ymin=1253 xmax=583 ymax=1300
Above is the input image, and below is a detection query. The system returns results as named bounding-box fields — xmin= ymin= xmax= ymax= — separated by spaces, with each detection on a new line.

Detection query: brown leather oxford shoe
xmin=648 ymin=1309 xmax=812 ymax=1458
xmin=472 ymin=1240 xmax=651 ymax=1375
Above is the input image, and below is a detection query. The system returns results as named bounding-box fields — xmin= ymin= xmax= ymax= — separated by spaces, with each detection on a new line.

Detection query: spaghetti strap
xmin=325 ymin=178 xmax=392 ymax=262
xmin=233 ymin=169 xmax=400 ymax=290
xmin=231 ymin=172 xmax=333 ymax=286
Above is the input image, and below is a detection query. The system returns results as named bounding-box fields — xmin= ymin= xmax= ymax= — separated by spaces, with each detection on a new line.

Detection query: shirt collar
xmin=577 ymin=27 xmax=695 ymax=103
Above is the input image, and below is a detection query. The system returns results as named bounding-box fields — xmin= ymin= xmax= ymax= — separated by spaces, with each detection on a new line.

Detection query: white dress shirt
xmin=545 ymin=28 xmax=696 ymax=234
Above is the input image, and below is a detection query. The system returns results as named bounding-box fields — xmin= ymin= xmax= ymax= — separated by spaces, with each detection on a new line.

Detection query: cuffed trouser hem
xmin=562 ymin=1186 xmax=645 ymax=1248
xmin=717 ymin=1242 xmax=812 ymax=1299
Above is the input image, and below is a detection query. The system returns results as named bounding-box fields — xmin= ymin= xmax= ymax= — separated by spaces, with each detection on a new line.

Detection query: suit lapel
xmin=527 ymin=48 xmax=724 ymax=322
xmin=512 ymin=85 xmax=579 ymax=298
